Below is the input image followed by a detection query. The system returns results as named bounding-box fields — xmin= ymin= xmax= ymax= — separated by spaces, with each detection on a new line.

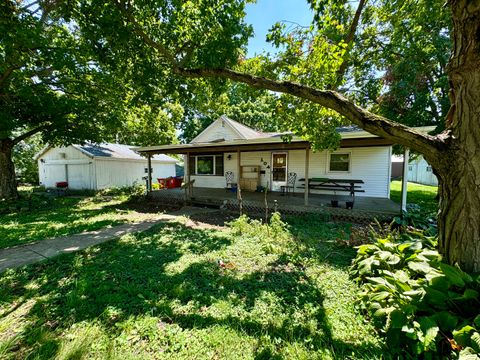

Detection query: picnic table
xmin=298 ymin=177 xmax=365 ymax=197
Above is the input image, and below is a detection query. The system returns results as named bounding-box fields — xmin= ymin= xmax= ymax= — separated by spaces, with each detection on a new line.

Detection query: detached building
xmin=35 ymin=143 xmax=177 ymax=190
xmin=408 ymin=155 xmax=438 ymax=186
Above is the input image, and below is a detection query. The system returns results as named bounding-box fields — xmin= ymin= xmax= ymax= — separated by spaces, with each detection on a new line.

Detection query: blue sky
xmin=245 ymin=0 xmax=313 ymax=57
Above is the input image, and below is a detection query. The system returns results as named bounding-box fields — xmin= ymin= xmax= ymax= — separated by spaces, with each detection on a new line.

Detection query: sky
xmin=244 ymin=0 xmax=313 ymax=57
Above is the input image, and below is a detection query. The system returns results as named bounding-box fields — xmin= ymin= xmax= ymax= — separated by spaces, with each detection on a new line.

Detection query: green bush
xmin=393 ymin=205 xmax=437 ymax=236
xmin=351 ymin=230 xmax=480 ymax=358
xmin=228 ymin=213 xmax=295 ymax=254
xmin=96 ymin=184 xmax=146 ymax=201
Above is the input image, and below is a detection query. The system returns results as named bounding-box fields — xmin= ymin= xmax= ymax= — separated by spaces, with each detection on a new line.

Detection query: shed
xmin=408 ymin=155 xmax=438 ymax=186
xmin=35 ymin=143 xmax=178 ymax=190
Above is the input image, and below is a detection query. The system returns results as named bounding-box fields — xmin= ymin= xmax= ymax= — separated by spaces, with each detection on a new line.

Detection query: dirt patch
xmin=121 ymin=200 xmax=182 ymax=214
xmin=188 ymin=210 xmax=238 ymax=227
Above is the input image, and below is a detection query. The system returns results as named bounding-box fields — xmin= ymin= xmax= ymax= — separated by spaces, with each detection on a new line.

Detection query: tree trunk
xmin=437 ymin=0 xmax=480 ymax=272
xmin=0 ymin=139 xmax=18 ymax=200
xmin=438 ymin=171 xmax=480 ymax=272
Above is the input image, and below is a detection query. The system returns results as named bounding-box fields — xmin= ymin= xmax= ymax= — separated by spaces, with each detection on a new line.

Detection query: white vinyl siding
xmin=38 ymin=145 xmax=176 ymax=190
xmin=95 ymin=159 xmax=176 ymax=190
xmin=408 ymin=156 xmax=438 ymax=186
xmin=191 ymin=119 xmax=242 ymax=143
xmin=190 ymin=146 xmax=392 ymax=198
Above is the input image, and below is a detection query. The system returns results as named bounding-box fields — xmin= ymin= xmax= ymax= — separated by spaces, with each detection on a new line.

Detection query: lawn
xmin=0 ymin=214 xmax=383 ymax=359
xmin=0 ymin=190 xmax=159 ymax=249
xmin=390 ymin=180 xmax=438 ymax=213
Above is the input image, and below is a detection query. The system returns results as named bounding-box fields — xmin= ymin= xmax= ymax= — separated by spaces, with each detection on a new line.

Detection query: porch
xmin=148 ymin=187 xmax=400 ymax=222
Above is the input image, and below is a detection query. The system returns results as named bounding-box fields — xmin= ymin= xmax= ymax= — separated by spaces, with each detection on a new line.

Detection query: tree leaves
xmin=351 ymin=228 xmax=480 ymax=358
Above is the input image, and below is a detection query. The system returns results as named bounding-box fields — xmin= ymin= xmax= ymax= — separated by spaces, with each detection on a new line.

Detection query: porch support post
xmin=304 ymin=146 xmax=310 ymax=206
xmin=400 ymin=148 xmax=409 ymax=212
xmin=147 ymin=154 xmax=152 ymax=192
xmin=185 ymin=152 xmax=191 ymax=200
xmin=237 ymin=149 xmax=241 ymax=199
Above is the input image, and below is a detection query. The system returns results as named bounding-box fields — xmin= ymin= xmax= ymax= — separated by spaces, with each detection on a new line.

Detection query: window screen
xmin=215 ymin=155 xmax=224 ymax=176
xmin=329 ymin=153 xmax=350 ymax=172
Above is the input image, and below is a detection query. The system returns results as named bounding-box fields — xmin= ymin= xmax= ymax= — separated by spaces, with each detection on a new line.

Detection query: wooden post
xmin=147 ymin=154 xmax=152 ymax=192
xmin=237 ymin=149 xmax=242 ymax=214
xmin=304 ymin=146 xmax=310 ymax=206
xmin=400 ymin=148 xmax=409 ymax=212
xmin=185 ymin=152 xmax=191 ymax=200
xmin=236 ymin=149 xmax=241 ymax=199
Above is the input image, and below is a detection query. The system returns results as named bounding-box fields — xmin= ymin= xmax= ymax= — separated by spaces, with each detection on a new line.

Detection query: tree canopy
xmin=3 ymin=0 xmax=480 ymax=271
xmin=0 ymin=0 xmax=180 ymax=196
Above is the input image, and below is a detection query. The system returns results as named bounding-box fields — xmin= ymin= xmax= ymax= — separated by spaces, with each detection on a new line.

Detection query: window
xmin=329 ymin=153 xmax=350 ymax=172
xmin=408 ymin=165 xmax=413 ymax=171
xmin=189 ymin=155 xmax=224 ymax=175
xmin=426 ymin=166 xmax=432 ymax=172
xmin=197 ymin=156 xmax=214 ymax=174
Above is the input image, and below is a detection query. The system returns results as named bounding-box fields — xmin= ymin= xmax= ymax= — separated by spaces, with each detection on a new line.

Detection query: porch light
xmin=227 ymin=154 xmax=232 ymax=160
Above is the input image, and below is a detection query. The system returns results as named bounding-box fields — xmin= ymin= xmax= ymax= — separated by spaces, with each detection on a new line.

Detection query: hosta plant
xmin=351 ymin=229 xmax=480 ymax=359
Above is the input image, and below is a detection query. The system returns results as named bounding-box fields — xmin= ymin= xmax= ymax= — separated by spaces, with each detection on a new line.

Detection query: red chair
xmin=166 ymin=177 xmax=177 ymax=189
xmin=157 ymin=178 xmax=166 ymax=188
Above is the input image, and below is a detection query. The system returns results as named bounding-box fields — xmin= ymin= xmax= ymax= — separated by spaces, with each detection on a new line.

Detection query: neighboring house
xmin=135 ymin=116 xmax=438 ymax=206
xmin=35 ymin=143 xmax=177 ymax=190
xmin=390 ymin=154 xmax=438 ymax=186
xmin=408 ymin=155 xmax=438 ymax=186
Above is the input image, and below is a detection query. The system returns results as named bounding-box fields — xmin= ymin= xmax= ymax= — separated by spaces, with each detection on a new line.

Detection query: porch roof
xmin=134 ymin=126 xmax=436 ymax=155
xmin=135 ymin=130 xmax=390 ymax=155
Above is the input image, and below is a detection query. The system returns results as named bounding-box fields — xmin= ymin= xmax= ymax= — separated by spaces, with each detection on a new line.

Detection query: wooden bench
xmin=298 ymin=178 xmax=365 ymax=197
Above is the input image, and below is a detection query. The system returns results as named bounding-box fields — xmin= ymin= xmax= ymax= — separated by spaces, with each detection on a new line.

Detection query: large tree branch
xmin=114 ymin=1 xmax=176 ymax=64
xmin=176 ymin=67 xmax=443 ymax=157
xmin=12 ymin=124 xmax=49 ymax=145
xmin=0 ymin=66 xmax=20 ymax=88
xmin=332 ymin=0 xmax=367 ymax=89
xmin=116 ymin=4 xmax=444 ymax=162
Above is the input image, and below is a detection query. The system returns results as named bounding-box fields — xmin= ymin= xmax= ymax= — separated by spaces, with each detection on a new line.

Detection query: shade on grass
xmin=0 ymin=196 xmax=135 ymax=249
xmin=0 ymin=216 xmax=383 ymax=359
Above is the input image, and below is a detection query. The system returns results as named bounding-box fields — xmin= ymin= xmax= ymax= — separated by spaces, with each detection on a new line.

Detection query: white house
xmin=180 ymin=117 xmax=391 ymax=197
xmin=35 ymin=143 xmax=177 ymax=190
xmin=408 ymin=155 xmax=438 ymax=186
xmin=135 ymin=116 xmax=434 ymax=208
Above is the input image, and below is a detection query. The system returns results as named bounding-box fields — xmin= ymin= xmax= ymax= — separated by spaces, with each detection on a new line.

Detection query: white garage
xmin=35 ymin=143 xmax=178 ymax=190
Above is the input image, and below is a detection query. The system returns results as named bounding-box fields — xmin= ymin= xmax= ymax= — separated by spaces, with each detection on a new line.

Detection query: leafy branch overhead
xmin=71 ymin=0 xmax=480 ymax=273
xmin=110 ymin=0 xmax=446 ymax=166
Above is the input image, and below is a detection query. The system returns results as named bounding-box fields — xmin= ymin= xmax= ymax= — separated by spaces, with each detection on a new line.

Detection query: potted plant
xmin=346 ymin=199 xmax=354 ymax=209
xmin=330 ymin=191 xmax=339 ymax=208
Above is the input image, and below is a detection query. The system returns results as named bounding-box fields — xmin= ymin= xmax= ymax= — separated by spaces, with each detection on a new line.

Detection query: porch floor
xmin=149 ymin=187 xmax=400 ymax=220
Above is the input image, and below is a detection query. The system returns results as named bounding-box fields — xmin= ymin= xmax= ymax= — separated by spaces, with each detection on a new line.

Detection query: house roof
xmin=35 ymin=143 xmax=178 ymax=163
xmin=135 ymin=115 xmax=434 ymax=154
xmin=133 ymin=129 xmax=380 ymax=154
xmin=191 ymin=115 xmax=283 ymax=143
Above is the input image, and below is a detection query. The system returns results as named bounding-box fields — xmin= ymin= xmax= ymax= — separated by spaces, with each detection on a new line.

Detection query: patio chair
xmin=281 ymin=172 xmax=297 ymax=196
xmin=225 ymin=171 xmax=236 ymax=191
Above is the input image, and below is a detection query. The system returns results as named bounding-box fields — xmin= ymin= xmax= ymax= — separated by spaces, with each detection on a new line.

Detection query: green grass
xmin=390 ymin=180 xmax=438 ymax=213
xmin=0 ymin=194 xmax=143 ymax=249
xmin=0 ymin=216 xmax=383 ymax=359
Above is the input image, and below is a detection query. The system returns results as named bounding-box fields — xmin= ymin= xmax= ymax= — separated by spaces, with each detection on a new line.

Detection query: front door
xmin=271 ymin=152 xmax=287 ymax=191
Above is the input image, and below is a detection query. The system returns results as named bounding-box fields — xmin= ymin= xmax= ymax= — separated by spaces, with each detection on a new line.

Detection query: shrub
xmin=228 ymin=213 xmax=294 ymax=254
xmin=97 ymin=184 xmax=146 ymax=201
xmin=393 ymin=204 xmax=437 ymax=236
xmin=351 ymin=229 xmax=480 ymax=358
